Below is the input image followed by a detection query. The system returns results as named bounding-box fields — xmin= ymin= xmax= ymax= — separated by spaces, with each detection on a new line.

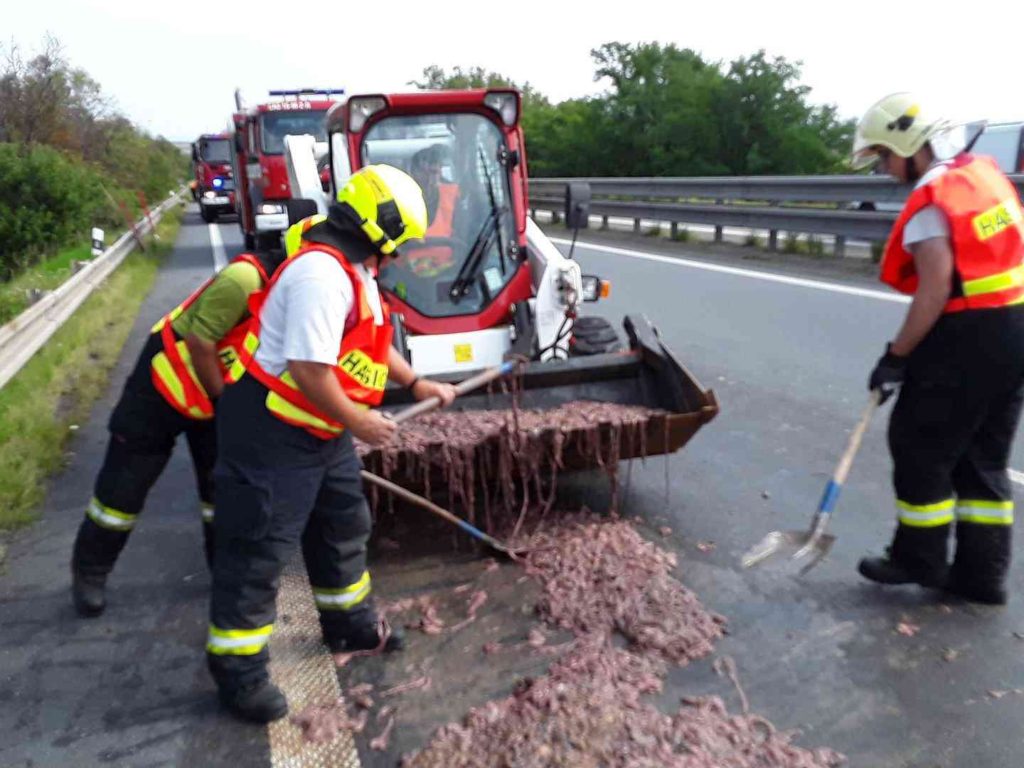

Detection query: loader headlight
xmin=256 ymin=202 xmax=285 ymax=215
xmin=581 ymin=275 xmax=610 ymax=302
xmin=484 ymin=91 xmax=518 ymax=126
xmin=348 ymin=96 xmax=387 ymax=133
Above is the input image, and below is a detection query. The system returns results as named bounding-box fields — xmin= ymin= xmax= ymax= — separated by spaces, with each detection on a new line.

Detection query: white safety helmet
xmin=851 ymin=92 xmax=950 ymax=169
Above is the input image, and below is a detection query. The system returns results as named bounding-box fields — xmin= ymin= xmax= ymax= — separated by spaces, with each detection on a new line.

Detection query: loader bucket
xmin=366 ymin=314 xmax=718 ymax=482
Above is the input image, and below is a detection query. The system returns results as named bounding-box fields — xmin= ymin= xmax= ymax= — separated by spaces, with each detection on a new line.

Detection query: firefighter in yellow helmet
xmin=853 ymin=93 xmax=1024 ymax=605
xmin=206 ymin=165 xmax=456 ymax=723
xmin=69 ymin=237 xmax=286 ymax=617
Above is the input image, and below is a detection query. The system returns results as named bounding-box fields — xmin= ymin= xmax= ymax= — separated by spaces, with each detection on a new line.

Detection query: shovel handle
xmin=389 ymin=360 xmax=517 ymax=425
xmin=814 ymin=390 xmax=881 ymax=523
xmin=360 ymin=470 xmax=515 ymax=556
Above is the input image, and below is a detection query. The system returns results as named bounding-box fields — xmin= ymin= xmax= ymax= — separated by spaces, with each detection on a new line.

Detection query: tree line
xmin=413 ymin=42 xmax=855 ymax=178
xmin=0 ymin=37 xmax=187 ymax=281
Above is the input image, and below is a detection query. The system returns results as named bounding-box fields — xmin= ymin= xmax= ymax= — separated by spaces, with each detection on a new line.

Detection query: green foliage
xmin=0 ymin=208 xmax=180 ymax=531
xmin=416 ymin=42 xmax=854 ymax=179
xmin=0 ymin=37 xmax=187 ymax=283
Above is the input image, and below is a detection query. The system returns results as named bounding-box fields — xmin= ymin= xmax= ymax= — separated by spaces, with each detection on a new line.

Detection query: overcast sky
xmin=8 ymin=0 xmax=1023 ymax=142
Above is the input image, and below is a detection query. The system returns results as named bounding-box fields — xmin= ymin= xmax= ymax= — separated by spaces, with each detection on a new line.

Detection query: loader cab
xmin=334 ymin=90 xmax=532 ymax=335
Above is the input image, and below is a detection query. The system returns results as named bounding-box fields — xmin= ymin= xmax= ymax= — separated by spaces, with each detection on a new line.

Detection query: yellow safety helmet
xmin=283 ymin=214 xmax=326 ymax=257
xmin=851 ymin=92 xmax=950 ymax=169
xmin=334 ymin=165 xmax=427 ymax=256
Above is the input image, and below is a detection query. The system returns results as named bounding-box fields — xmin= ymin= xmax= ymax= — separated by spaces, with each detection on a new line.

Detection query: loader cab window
xmin=199 ymin=138 xmax=232 ymax=164
xmin=259 ymin=110 xmax=329 ymax=155
xmin=361 ymin=112 xmax=518 ymax=318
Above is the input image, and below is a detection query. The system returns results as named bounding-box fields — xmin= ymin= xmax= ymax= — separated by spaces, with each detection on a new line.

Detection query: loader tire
xmin=570 ymin=316 xmax=622 ymax=356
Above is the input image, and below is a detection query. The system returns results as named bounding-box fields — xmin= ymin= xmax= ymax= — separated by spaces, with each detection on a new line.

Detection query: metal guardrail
xmin=528 ymin=174 xmax=1024 ymax=253
xmin=0 ymin=190 xmax=184 ymax=390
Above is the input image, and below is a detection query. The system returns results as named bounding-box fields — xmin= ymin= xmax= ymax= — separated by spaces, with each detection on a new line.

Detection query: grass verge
xmin=0 ymin=206 xmax=182 ymax=532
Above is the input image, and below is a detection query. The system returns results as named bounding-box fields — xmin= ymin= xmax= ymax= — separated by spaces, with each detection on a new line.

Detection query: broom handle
xmin=389 ymin=360 xmax=517 ymax=425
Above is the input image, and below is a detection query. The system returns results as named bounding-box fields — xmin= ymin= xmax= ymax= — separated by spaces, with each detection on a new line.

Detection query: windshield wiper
xmin=447 ymin=148 xmax=509 ymax=304
xmin=448 ymin=205 xmax=502 ymax=304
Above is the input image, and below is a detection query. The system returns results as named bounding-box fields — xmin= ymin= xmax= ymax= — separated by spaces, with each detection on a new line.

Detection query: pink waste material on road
xmin=403 ymin=513 xmax=845 ymax=767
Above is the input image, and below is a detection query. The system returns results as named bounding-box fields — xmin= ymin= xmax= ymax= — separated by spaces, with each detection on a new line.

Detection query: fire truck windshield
xmin=259 ymin=111 xmax=328 ymax=155
xmin=199 ymin=138 xmax=232 ymax=164
xmin=362 ymin=112 xmax=517 ymax=318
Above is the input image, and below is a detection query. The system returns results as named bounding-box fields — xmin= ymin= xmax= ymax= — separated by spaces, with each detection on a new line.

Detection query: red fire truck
xmin=230 ymin=88 xmax=343 ymax=249
xmin=191 ymin=133 xmax=235 ymax=223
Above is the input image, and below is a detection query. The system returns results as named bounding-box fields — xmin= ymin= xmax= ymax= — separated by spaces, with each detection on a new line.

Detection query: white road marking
xmin=550 ymin=237 xmax=910 ymax=304
xmin=208 ymin=222 xmax=227 ymax=272
xmin=554 ymin=236 xmax=1024 ymax=487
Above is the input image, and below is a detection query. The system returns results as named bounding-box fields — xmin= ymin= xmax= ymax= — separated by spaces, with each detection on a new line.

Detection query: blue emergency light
xmin=212 ymin=178 xmax=224 ymax=189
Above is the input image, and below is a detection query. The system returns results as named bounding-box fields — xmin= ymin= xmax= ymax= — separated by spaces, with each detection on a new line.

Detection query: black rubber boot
xmin=71 ymin=567 xmax=107 ymax=617
xmin=324 ymin=603 xmax=405 ymax=654
xmin=946 ymin=522 xmax=1011 ymax=605
xmin=858 ymin=524 xmax=949 ymax=588
xmin=70 ymin=523 xmax=114 ymax=617
xmin=219 ymin=680 xmax=288 ymax=723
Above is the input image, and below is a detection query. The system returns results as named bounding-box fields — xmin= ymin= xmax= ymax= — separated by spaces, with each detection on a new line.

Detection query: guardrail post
xmin=834 ymin=235 xmax=846 ymax=259
xmin=714 ymin=200 xmax=724 ymax=243
xmin=601 ymin=215 xmax=608 ymax=229
xmin=552 ymin=210 xmax=561 ymax=225
xmin=768 ymin=229 xmax=778 ymax=252
xmin=670 ymin=222 xmax=678 ymax=239
xmin=633 ymin=217 xmax=641 ymax=233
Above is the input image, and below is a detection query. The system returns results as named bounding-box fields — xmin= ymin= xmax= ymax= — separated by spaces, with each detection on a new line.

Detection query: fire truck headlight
xmin=256 ymin=202 xmax=285 ymax=215
xmin=203 ymin=190 xmax=216 ymax=199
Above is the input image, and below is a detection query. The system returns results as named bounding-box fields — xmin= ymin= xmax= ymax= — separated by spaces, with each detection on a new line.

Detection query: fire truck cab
xmin=191 ymin=133 xmax=235 ymax=223
xmin=230 ymin=88 xmax=343 ymax=250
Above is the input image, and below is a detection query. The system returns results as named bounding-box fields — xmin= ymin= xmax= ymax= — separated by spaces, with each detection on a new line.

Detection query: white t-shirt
xmin=903 ymin=161 xmax=952 ymax=248
xmin=253 ymin=250 xmax=384 ymax=377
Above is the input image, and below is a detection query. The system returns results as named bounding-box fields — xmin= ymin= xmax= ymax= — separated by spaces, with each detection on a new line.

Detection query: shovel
xmin=366 ymin=359 xmax=525 ymax=559
xmin=741 ymin=389 xmax=881 ymax=574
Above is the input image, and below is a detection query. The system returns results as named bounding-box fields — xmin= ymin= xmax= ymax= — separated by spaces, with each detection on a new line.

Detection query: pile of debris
xmin=407 ymin=639 xmax=844 ymax=768
xmin=358 ymin=401 xmax=664 ymax=528
xmin=400 ymin=513 xmax=844 ymax=767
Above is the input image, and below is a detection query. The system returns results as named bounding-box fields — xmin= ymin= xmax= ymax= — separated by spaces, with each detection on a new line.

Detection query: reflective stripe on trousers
xmin=897 ymin=498 xmax=955 ymax=528
xmin=206 ymin=624 xmax=274 ymax=656
xmin=956 ymin=499 xmax=1014 ymax=525
xmin=201 ymin=502 xmax=214 ymax=523
xmin=312 ymin=570 xmax=371 ymax=611
xmin=86 ymin=497 xmax=138 ymax=532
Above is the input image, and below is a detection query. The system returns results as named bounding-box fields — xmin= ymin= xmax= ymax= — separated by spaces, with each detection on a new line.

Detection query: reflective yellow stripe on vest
xmin=897 ymin=498 xmax=955 ymax=528
xmin=227 ymin=331 xmax=259 ymax=384
xmin=263 ymin=370 xmax=367 ymax=436
xmin=151 ymin=341 xmax=211 ymax=419
xmin=206 ymin=624 xmax=274 ymax=656
xmin=956 ymin=499 xmax=1014 ymax=525
xmin=87 ymin=497 xmax=137 ymax=532
xmin=962 ymin=264 xmax=1024 ymax=298
xmin=150 ymin=304 xmax=187 ymax=334
xmin=311 ymin=571 xmax=371 ymax=611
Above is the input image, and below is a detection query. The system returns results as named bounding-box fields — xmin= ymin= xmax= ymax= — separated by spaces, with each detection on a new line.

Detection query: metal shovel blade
xmin=741 ymin=530 xmax=837 ymax=574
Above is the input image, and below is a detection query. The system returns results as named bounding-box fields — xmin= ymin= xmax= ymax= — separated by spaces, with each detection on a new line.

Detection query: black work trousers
xmin=72 ymin=332 xmax=217 ymax=577
xmin=887 ymin=305 xmax=1024 ymax=590
xmin=206 ymin=374 xmax=372 ymax=692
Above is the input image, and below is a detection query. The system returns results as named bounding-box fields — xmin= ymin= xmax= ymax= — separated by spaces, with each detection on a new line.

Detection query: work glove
xmin=868 ymin=344 xmax=907 ymax=405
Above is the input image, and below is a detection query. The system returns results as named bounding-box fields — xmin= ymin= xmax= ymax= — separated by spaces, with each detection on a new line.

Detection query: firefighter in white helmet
xmin=854 ymin=93 xmax=1024 ymax=605
xmin=206 ymin=165 xmax=456 ymax=723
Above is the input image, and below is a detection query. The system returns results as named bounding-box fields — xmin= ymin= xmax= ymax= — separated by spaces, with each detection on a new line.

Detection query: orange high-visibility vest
xmin=149 ymin=253 xmax=274 ymax=420
xmin=234 ymin=243 xmax=393 ymax=439
xmin=881 ymin=155 xmax=1024 ymax=313
xmin=407 ymin=183 xmax=458 ymax=277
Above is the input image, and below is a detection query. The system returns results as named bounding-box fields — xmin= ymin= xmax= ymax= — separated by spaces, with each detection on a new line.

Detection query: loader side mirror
xmin=581 ymin=275 xmax=610 ymax=302
xmin=287 ymin=198 xmax=319 ymax=226
xmin=565 ymin=182 xmax=591 ymax=230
